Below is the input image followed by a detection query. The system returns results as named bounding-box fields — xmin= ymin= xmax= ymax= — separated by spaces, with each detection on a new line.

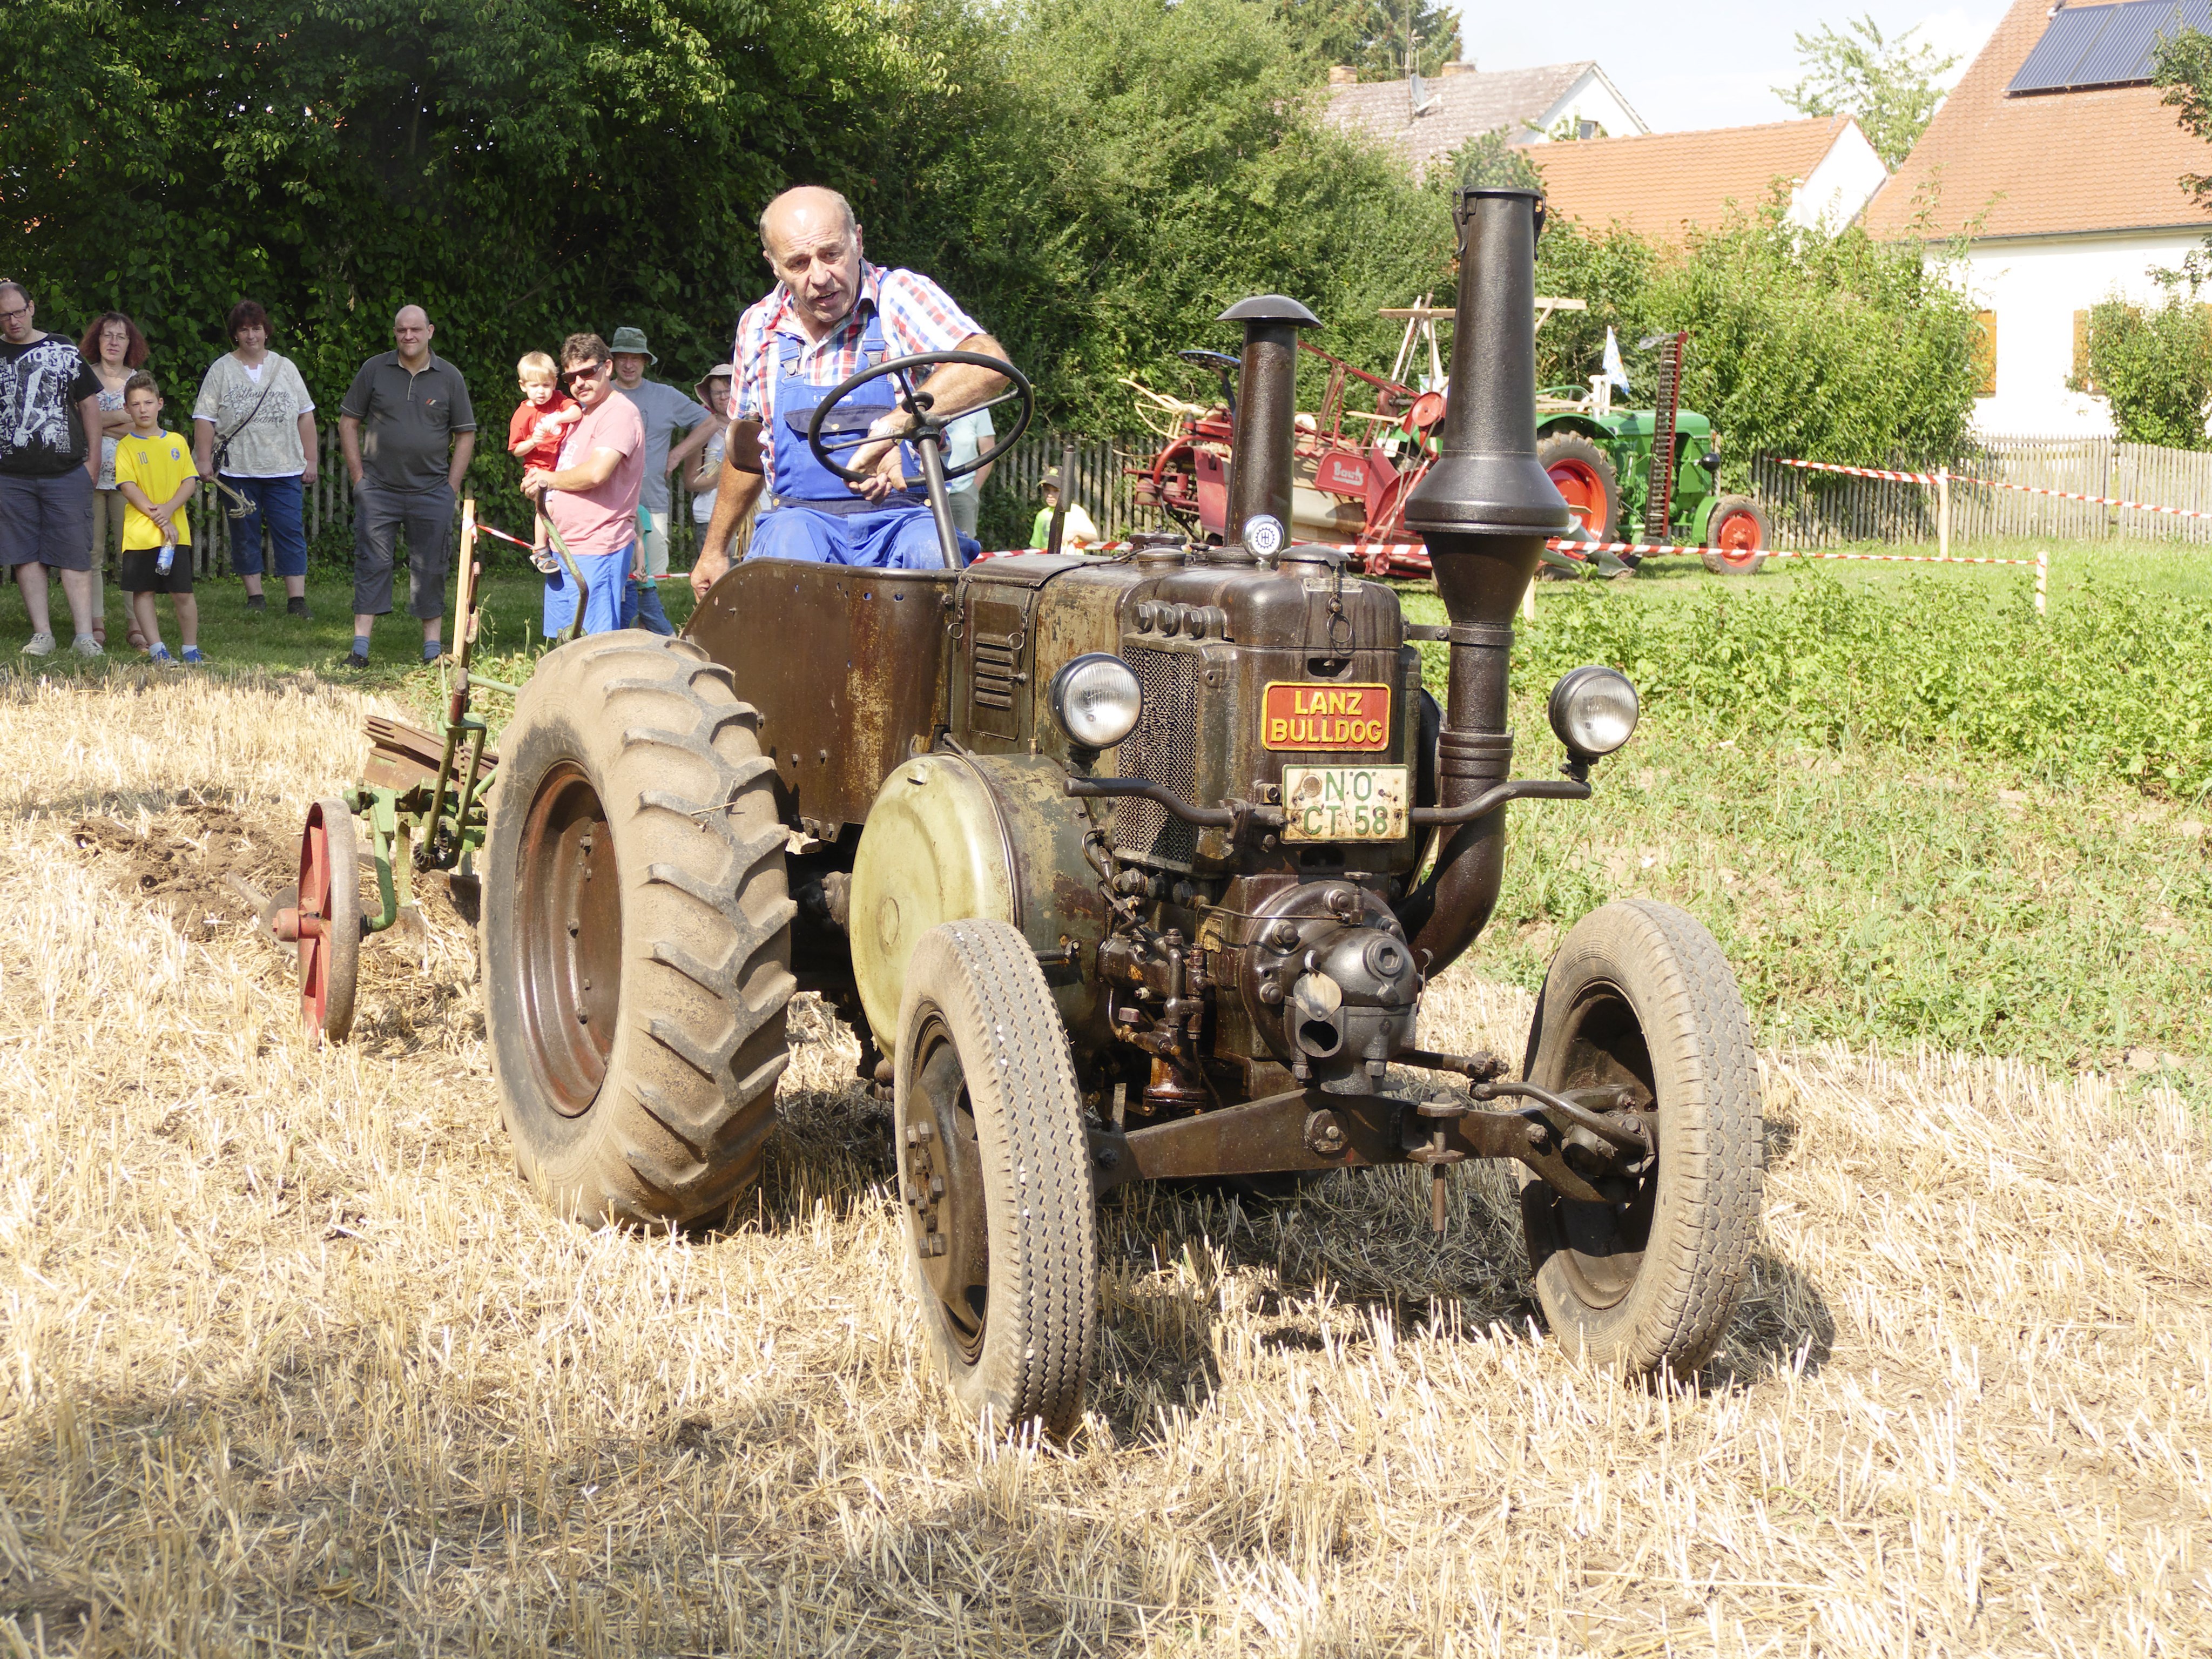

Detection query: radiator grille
xmin=1117 ymin=645 xmax=1199 ymax=866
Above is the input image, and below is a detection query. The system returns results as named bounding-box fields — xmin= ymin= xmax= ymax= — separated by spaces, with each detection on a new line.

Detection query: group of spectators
xmin=1 ymin=199 xmax=1104 ymax=668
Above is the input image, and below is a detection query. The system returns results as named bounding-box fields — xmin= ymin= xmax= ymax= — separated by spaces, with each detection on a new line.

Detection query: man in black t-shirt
xmin=0 ymin=279 xmax=105 ymax=658
xmin=336 ymin=305 xmax=476 ymax=668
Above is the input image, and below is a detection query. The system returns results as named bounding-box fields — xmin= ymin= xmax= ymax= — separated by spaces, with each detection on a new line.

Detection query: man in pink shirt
xmin=522 ymin=333 xmax=645 ymax=638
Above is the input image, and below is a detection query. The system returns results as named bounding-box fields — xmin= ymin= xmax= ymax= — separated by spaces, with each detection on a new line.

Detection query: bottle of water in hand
xmin=157 ymin=527 xmax=174 ymax=577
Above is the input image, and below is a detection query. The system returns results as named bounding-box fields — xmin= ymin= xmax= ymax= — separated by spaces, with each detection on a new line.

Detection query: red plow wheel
xmin=295 ymin=799 xmax=363 ymax=1044
xmin=1700 ymin=496 xmax=1772 ymax=576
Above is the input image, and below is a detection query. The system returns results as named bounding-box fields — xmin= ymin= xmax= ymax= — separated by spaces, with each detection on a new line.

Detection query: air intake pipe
xmin=1218 ymin=294 xmax=1319 ymax=556
xmin=1397 ymin=187 xmax=1572 ymax=974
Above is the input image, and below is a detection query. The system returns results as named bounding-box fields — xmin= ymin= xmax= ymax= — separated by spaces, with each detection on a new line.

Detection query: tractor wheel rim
xmin=1546 ymin=981 xmax=1660 ymax=1311
xmin=908 ymin=1017 xmax=992 ymax=1365
xmin=1714 ymin=511 xmax=1763 ymax=565
xmin=300 ymin=813 xmax=331 ymax=1034
xmin=1547 ymin=459 xmax=1606 ymax=534
xmin=514 ymin=763 xmax=623 ymax=1118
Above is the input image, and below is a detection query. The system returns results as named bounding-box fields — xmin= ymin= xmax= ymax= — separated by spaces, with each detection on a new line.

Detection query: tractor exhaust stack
xmin=1399 ymin=187 xmax=1573 ymax=973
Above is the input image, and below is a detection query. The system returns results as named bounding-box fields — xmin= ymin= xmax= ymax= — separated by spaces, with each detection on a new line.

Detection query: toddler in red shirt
xmin=507 ymin=351 xmax=582 ymax=571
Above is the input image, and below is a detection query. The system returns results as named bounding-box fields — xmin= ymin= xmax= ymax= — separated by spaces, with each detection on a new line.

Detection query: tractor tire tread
xmin=485 ymin=629 xmax=793 ymax=1229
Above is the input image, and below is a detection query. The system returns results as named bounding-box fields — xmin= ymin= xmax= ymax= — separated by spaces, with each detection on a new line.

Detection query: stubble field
xmin=0 ymin=653 xmax=2206 ymax=1657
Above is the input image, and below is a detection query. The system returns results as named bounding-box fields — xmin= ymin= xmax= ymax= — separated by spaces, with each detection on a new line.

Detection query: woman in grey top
xmin=76 ymin=312 xmax=147 ymax=648
xmin=191 ymin=300 xmax=319 ymax=618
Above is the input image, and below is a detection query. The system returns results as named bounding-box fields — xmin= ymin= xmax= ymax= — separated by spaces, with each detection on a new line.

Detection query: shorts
xmin=0 ymin=468 xmax=95 ymax=571
xmin=353 ymin=482 xmax=455 ymax=619
xmin=542 ymin=543 xmax=634 ymax=638
xmin=120 ymin=544 xmax=195 ymax=595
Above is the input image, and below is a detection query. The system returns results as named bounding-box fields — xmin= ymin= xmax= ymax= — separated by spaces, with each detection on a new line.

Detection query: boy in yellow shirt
xmin=113 ymin=373 xmax=204 ymax=665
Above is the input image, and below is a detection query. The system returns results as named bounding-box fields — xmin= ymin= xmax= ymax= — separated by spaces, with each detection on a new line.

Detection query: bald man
xmin=337 ymin=305 xmax=476 ymax=666
xmin=691 ymin=185 xmax=1011 ymax=587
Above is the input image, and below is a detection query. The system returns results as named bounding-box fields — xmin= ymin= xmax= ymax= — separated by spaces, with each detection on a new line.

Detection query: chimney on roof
xmin=1439 ymin=60 xmax=1476 ymax=78
xmin=1328 ymin=64 xmax=1358 ymax=85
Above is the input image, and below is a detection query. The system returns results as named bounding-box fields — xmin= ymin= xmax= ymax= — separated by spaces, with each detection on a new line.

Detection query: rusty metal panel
xmin=684 ymin=562 xmax=953 ymax=830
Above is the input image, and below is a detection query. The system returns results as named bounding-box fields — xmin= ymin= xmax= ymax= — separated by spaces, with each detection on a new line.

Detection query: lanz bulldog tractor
xmin=293 ymin=187 xmax=1764 ymax=1437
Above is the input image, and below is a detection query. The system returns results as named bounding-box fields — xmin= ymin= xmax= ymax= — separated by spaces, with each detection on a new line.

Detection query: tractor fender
xmin=849 ymin=751 xmax=1108 ymax=1058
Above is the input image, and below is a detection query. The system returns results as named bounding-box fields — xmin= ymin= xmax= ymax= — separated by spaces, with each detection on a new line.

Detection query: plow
xmin=233 ymin=504 xmax=594 ymax=1042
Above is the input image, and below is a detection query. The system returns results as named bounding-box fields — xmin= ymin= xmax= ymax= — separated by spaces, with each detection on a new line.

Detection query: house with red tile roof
xmin=1322 ymin=60 xmax=1647 ymax=181
xmin=1865 ymin=0 xmax=2212 ymax=434
xmin=1514 ymin=117 xmax=1889 ymax=243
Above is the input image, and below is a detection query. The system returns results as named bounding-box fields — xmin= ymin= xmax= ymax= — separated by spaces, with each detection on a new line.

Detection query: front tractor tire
xmin=1520 ymin=900 xmax=1763 ymax=1379
xmin=895 ymin=921 xmax=1097 ymax=1439
xmin=484 ymin=632 xmax=796 ymax=1229
xmin=1701 ymin=496 xmax=1771 ymax=576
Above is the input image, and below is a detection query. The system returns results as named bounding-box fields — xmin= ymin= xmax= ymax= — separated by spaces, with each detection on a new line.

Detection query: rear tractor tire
xmin=484 ymin=631 xmax=796 ymax=1229
xmin=1519 ymin=900 xmax=1764 ymax=1379
xmin=895 ymin=920 xmax=1097 ymax=1439
xmin=1538 ymin=431 xmax=1620 ymax=544
xmin=1700 ymin=496 xmax=1771 ymax=576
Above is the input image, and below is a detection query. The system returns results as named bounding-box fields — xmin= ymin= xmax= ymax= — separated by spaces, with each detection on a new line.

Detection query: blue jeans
xmin=222 ymin=474 xmax=307 ymax=578
xmin=748 ymin=502 xmax=975 ymax=568
xmin=624 ymin=572 xmax=673 ymax=635
xmin=543 ymin=543 xmax=634 ymax=639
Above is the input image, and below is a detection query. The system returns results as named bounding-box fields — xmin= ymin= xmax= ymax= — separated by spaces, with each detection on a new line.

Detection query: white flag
xmin=1602 ymin=326 xmax=1631 ymax=396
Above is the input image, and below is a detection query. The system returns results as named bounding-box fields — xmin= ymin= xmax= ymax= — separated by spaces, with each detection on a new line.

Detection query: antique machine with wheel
xmin=482 ymin=187 xmax=1764 ymax=1439
xmin=254 ymin=506 xmax=595 ymax=1042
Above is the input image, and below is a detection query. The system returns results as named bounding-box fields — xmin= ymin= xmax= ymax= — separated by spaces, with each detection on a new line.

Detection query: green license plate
xmin=1280 ymin=766 xmax=1410 ymax=842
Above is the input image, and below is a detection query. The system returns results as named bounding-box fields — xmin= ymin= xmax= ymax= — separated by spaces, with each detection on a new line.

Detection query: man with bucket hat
xmin=606 ymin=325 xmax=711 ymax=632
xmin=688 ymin=185 xmax=1013 ymax=590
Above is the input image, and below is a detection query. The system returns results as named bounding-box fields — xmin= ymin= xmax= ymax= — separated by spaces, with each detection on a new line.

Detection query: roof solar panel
xmin=2008 ymin=0 xmax=2212 ymax=95
xmin=2008 ymin=4 xmax=2116 ymax=93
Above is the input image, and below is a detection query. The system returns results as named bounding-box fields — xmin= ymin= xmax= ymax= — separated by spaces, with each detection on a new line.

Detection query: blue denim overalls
xmin=747 ymin=311 xmax=976 ymax=569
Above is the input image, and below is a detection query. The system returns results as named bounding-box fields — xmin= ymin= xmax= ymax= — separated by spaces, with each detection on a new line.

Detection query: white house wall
xmin=1789 ymin=124 xmax=1888 ymax=233
xmin=1943 ymin=230 xmax=2208 ymax=436
xmin=1529 ymin=68 xmax=1649 ymax=145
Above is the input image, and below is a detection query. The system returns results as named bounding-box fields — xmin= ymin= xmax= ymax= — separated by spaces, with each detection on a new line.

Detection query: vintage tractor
xmin=285 ymin=188 xmax=1764 ymax=1437
xmin=1536 ymin=332 xmax=1772 ymax=576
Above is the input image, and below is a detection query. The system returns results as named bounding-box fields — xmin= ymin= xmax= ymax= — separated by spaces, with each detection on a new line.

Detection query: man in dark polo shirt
xmin=337 ymin=305 xmax=476 ymax=666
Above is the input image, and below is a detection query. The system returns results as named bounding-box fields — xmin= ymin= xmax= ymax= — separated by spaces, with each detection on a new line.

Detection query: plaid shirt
xmin=730 ymin=263 xmax=984 ymax=487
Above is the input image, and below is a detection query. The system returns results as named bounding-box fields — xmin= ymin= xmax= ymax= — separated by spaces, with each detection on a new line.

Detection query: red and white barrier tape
xmin=1781 ymin=456 xmax=2212 ymax=522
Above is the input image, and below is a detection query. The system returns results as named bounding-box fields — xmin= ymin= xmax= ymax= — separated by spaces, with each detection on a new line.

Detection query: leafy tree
xmin=1516 ymin=201 xmax=1980 ymax=476
xmin=1775 ymin=13 xmax=1957 ymax=168
xmin=2070 ymin=292 xmax=2212 ymax=450
xmin=1446 ymin=131 xmax=1546 ymax=193
xmin=1279 ymin=0 xmax=1464 ymax=80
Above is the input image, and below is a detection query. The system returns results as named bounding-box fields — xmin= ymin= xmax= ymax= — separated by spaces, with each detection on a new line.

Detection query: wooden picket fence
xmin=1750 ymin=436 xmax=2212 ymax=549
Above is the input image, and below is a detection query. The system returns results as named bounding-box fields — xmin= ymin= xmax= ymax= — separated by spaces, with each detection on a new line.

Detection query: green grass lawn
xmin=0 ymin=558 xmax=698 ymax=678
xmin=14 ymin=536 xmax=2208 ymax=1089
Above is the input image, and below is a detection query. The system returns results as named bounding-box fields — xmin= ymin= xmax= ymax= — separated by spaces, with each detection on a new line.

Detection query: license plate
xmin=1280 ymin=766 xmax=1410 ymax=842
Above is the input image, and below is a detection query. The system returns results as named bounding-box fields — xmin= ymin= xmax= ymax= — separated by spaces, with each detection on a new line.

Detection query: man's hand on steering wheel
xmin=845 ymin=413 xmax=912 ymax=502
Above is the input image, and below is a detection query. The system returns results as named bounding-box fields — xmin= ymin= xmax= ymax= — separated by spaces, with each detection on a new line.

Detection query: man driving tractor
xmin=690 ymin=186 xmax=1012 ymax=590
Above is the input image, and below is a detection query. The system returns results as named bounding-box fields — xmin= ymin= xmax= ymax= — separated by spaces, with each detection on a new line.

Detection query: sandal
xmin=126 ymin=623 xmax=147 ymax=651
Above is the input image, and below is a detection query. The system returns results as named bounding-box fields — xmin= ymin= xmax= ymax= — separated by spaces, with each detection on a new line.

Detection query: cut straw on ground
xmin=0 ymin=672 xmax=2204 ymax=1656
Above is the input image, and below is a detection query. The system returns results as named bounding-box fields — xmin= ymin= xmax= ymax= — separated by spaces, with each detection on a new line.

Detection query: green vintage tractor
xmin=1535 ymin=332 xmax=1771 ymax=576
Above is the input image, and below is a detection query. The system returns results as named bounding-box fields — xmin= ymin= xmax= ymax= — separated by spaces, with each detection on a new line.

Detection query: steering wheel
xmin=805 ymin=349 xmax=1034 ymax=486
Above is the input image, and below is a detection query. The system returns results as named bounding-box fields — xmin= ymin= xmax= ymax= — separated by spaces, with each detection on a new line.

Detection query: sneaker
xmin=245 ymin=593 xmax=267 ymax=612
xmin=286 ymin=597 xmax=312 ymax=620
xmin=20 ymin=632 xmax=54 ymax=658
xmin=181 ymin=646 xmax=206 ymax=666
xmin=343 ymin=650 xmax=370 ymax=670
xmin=147 ymin=643 xmax=177 ymax=666
xmin=72 ymin=636 xmax=103 ymax=659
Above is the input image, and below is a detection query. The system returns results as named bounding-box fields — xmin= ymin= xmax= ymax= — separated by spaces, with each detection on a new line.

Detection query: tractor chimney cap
xmin=1217 ymin=295 xmax=1320 ymax=327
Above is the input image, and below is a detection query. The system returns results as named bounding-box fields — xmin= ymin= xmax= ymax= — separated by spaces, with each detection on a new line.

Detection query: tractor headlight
xmin=1050 ymin=653 xmax=1143 ymax=749
xmin=1548 ymin=666 xmax=1640 ymax=760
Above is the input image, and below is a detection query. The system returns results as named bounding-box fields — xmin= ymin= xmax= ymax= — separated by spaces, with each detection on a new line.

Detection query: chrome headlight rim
xmin=1547 ymin=664 xmax=1640 ymax=759
xmin=1049 ymin=652 xmax=1143 ymax=750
